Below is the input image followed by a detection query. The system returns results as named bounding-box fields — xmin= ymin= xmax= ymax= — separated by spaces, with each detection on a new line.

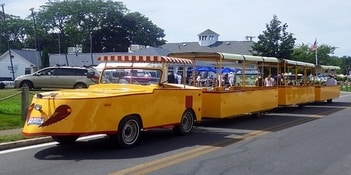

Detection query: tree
xmin=341 ymin=56 xmax=351 ymax=74
xmin=252 ymin=15 xmax=296 ymax=59
xmin=290 ymin=43 xmax=315 ymax=63
xmin=122 ymin=12 xmax=166 ymax=47
xmin=0 ymin=14 xmax=33 ymax=54
xmin=41 ymin=48 xmax=50 ymax=67
xmin=35 ymin=0 xmax=165 ymax=53
xmin=291 ymin=43 xmax=340 ymax=64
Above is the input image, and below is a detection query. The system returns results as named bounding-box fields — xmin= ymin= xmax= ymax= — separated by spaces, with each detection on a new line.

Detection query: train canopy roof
xmin=97 ymin=55 xmax=193 ymax=65
xmin=317 ymin=65 xmax=341 ymax=70
xmin=168 ymin=52 xmax=279 ymax=63
xmin=282 ymin=59 xmax=315 ymax=67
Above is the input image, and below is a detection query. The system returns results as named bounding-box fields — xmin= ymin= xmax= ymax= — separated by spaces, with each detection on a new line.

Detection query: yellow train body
xmin=278 ymin=86 xmax=315 ymax=106
xmin=315 ymin=85 xmax=341 ymax=102
xmin=202 ymin=88 xmax=278 ymax=118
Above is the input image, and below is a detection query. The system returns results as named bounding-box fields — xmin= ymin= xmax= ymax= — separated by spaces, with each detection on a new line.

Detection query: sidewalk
xmin=0 ymin=128 xmax=22 ymax=136
xmin=0 ymin=128 xmax=52 ymax=151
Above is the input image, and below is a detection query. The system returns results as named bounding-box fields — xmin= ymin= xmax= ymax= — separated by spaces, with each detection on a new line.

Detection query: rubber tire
xmin=52 ymin=136 xmax=79 ymax=145
xmin=117 ymin=116 xmax=141 ymax=148
xmin=327 ymin=99 xmax=332 ymax=103
xmin=252 ymin=112 xmax=263 ymax=119
xmin=174 ymin=109 xmax=195 ymax=136
xmin=20 ymin=81 xmax=34 ymax=89
xmin=73 ymin=82 xmax=87 ymax=89
xmin=0 ymin=82 xmax=4 ymax=89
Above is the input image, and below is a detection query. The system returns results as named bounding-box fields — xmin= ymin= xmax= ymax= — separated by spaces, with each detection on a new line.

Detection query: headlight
xmin=34 ymin=104 xmax=42 ymax=111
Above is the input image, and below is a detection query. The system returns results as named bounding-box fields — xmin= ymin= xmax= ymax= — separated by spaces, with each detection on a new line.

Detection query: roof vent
xmin=183 ymin=43 xmax=187 ymax=46
xmin=226 ymin=42 xmax=230 ymax=45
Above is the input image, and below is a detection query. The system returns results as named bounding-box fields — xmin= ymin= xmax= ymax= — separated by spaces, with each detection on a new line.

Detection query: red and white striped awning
xmin=97 ymin=55 xmax=193 ymax=64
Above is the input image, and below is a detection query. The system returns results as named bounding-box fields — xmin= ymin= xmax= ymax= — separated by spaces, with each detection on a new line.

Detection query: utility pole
xmin=90 ymin=32 xmax=93 ymax=65
xmin=29 ymin=7 xmax=41 ymax=69
xmin=1 ymin=3 xmax=15 ymax=80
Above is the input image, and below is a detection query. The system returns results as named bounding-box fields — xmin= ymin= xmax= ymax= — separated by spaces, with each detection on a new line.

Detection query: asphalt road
xmin=1 ymin=92 xmax=351 ymax=175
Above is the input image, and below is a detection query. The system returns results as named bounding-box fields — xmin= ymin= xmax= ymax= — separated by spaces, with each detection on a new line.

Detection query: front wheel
xmin=116 ymin=116 xmax=141 ymax=148
xmin=174 ymin=109 xmax=195 ymax=136
xmin=20 ymin=81 xmax=34 ymax=89
xmin=52 ymin=136 xmax=79 ymax=145
xmin=0 ymin=82 xmax=4 ymax=89
xmin=73 ymin=82 xmax=87 ymax=89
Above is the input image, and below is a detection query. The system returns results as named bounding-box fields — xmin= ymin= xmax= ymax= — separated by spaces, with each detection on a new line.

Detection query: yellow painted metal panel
xmin=202 ymin=88 xmax=278 ymax=118
xmin=23 ymin=87 xmax=203 ymax=135
xmin=278 ymin=86 xmax=315 ymax=105
xmin=315 ymin=85 xmax=341 ymax=101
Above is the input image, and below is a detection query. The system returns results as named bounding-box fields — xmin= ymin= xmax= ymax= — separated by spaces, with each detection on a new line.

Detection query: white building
xmin=0 ymin=49 xmax=41 ymax=80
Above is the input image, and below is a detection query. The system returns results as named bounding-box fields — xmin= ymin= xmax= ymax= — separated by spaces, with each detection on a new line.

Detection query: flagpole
xmin=315 ymin=47 xmax=318 ymax=65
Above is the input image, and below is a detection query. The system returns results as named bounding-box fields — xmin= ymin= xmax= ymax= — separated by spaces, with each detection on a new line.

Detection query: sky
xmin=2 ymin=0 xmax=350 ymax=57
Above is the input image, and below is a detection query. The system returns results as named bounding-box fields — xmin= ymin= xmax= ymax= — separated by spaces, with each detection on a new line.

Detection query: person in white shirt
xmin=196 ymin=74 xmax=201 ymax=86
xmin=228 ymin=72 xmax=234 ymax=86
xmin=265 ymin=74 xmax=274 ymax=87
xmin=326 ymin=75 xmax=337 ymax=86
xmin=177 ymin=72 xmax=182 ymax=84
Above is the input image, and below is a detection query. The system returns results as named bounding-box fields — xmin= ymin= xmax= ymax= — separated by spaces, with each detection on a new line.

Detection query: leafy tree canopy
xmin=252 ymin=15 xmax=296 ymax=59
xmin=0 ymin=0 xmax=166 ymax=55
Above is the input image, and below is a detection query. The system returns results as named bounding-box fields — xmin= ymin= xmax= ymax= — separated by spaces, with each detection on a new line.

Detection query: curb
xmin=0 ymin=137 xmax=53 ymax=151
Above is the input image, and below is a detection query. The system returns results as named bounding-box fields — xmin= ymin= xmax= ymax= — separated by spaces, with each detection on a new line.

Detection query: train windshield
xmin=100 ymin=67 xmax=162 ymax=85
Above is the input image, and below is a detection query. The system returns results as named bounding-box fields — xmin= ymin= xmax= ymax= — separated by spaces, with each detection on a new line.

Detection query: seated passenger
xmin=255 ymin=76 xmax=264 ymax=87
xmin=265 ymin=74 xmax=274 ymax=87
xmin=326 ymin=75 xmax=337 ymax=86
xmin=167 ymin=72 xmax=176 ymax=83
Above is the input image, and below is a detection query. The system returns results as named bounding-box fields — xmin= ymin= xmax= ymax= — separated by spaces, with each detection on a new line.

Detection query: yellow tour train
xmin=22 ymin=52 xmax=341 ymax=148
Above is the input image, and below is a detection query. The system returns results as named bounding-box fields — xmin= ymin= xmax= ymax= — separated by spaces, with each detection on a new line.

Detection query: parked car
xmin=14 ymin=66 xmax=99 ymax=89
xmin=0 ymin=81 xmax=4 ymax=89
xmin=0 ymin=81 xmax=15 ymax=89
xmin=0 ymin=77 xmax=15 ymax=89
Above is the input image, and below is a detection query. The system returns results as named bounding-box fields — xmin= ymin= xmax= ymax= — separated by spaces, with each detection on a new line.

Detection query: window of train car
xmin=101 ymin=68 xmax=162 ymax=85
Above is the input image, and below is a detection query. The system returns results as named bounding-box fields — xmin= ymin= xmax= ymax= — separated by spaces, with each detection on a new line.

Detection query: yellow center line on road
xmin=109 ymin=129 xmax=271 ymax=175
xmin=109 ymin=107 xmax=346 ymax=175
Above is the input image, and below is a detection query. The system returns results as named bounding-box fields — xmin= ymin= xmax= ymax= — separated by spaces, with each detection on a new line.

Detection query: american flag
xmin=311 ymin=39 xmax=317 ymax=51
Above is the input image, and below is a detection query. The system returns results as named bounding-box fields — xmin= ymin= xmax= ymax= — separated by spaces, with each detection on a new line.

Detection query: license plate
xmin=27 ymin=117 xmax=44 ymax=126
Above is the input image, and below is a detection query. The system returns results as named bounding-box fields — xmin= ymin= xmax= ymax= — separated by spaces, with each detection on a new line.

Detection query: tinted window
xmin=37 ymin=68 xmax=54 ymax=75
xmin=53 ymin=68 xmax=87 ymax=76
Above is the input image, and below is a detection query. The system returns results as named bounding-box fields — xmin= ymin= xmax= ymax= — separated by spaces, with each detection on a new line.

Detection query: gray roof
xmin=48 ymin=40 xmax=254 ymax=67
xmin=161 ymin=41 xmax=254 ymax=55
xmin=12 ymin=49 xmax=41 ymax=66
xmin=133 ymin=47 xmax=171 ymax=56
xmin=198 ymin=29 xmax=220 ymax=36
xmin=49 ymin=48 xmax=173 ymax=67
xmin=49 ymin=52 xmax=132 ymax=67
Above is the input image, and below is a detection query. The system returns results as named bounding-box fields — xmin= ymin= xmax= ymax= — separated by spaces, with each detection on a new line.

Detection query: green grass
xmin=0 ymin=89 xmax=43 ymax=130
xmin=0 ymin=89 xmax=24 ymax=130
xmin=0 ymin=134 xmax=27 ymax=143
xmin=341 ymin=85 xmax=351 ymax=92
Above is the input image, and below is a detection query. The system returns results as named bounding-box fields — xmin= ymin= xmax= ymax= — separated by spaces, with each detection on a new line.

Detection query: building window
xmin=25 ymin=68 xmax=31 ymax=74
